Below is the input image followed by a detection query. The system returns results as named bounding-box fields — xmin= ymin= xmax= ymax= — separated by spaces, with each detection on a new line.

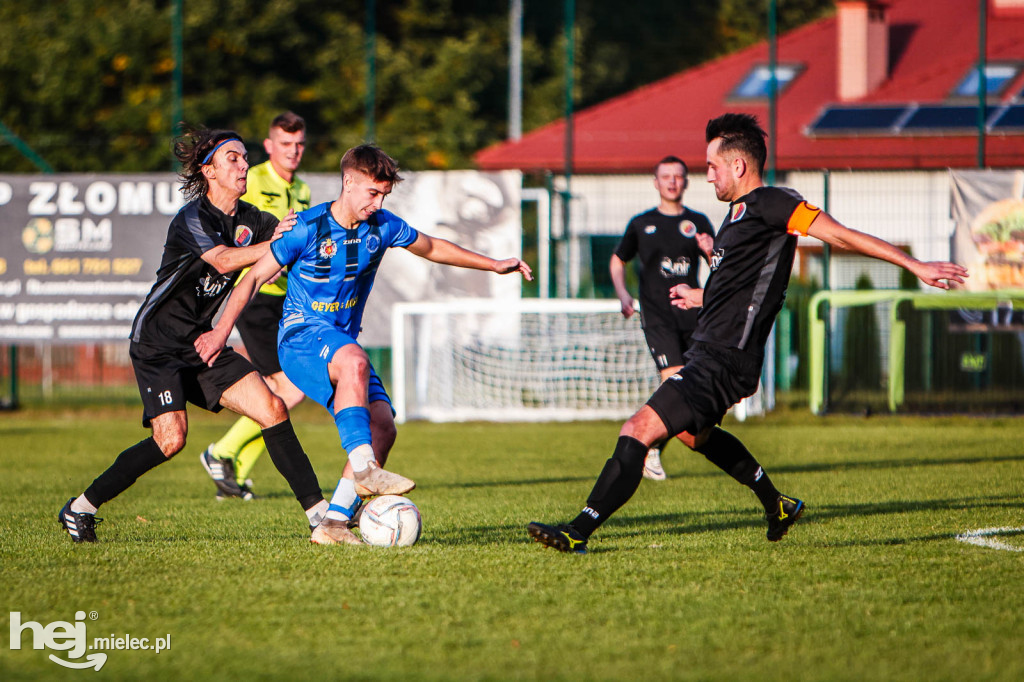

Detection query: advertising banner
xmin=0 ymin=170 xmax=522 ymax=346
xmin=950 ymin=169 xmax=1024 ymax=291
xmin=0 ymin=175 xmax=183 ymax=344
xmin=949 ymin=169 xmax=1024 ymax=332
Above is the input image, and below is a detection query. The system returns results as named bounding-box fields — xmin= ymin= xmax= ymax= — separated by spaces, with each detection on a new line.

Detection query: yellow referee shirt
xmin=241 ymin=161 xmax=312 ymax=295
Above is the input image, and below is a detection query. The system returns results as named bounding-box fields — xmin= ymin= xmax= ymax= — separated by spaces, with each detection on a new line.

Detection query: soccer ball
xmin=359 ymin=495 xmax=422 ymax=547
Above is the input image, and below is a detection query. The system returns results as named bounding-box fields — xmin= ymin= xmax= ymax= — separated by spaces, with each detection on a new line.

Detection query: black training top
xmin=691 ymin=186 xmax=820 ymax=356
xmin=129 ymin=196 xmax=279 ymax=350
xmin=615 ymin=207 xmax=715 ymax=328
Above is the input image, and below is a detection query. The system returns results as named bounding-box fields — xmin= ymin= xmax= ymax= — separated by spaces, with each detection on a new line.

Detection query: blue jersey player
xmin=196 ymin=145 xmax=532 ymax=546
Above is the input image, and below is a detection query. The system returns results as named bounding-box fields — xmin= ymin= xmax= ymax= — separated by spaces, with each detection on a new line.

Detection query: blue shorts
xmin=278 ymin=323 xmax=392 ymax=412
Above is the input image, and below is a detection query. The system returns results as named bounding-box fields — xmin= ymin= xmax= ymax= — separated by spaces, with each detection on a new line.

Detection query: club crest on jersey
xmin=644 ymin=224 xmax=657 ymax=235
xmin=730 ymin=203 xmax=747 ymax=222
xmin=366 ymin=234 xmax=381 ymax=254
xmin=679 ymin=220 xmax=697 ymax=238
xmin=234 ymin=225 xmax=253 ymax=246
xmin=319 ymin=237 xmax=338 ymax=259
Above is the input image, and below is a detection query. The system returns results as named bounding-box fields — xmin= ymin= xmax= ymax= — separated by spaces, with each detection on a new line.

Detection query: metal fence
xmin=805 ymin=290 xmax=1024 ymax=414
xmin=4 ymin=169 xmax=1020 ymax=414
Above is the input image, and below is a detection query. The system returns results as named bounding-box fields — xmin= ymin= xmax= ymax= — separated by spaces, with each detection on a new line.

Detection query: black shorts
xmin=130 ymin=342 xmax=257 ymax=428
xmin=646 ymin=342 xmax=763 ymax=437
xmin=639 ymin=307 xmax=697 ymax=370
xmin=235 ymin=292 xmax=284 ymax=375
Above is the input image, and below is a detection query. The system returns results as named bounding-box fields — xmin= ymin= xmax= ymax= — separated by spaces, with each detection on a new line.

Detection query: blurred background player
xmin=195 ymin=144 xmax=533 ymax=545
xmin=199 ymin=111 xmax=312 ymax=499
xmin=528 ymin=113 xmax=968 ymax=554
xmin=610 ymin=155 xmax=714 ymax=482
xmin=59 ymin=127 xmax=330 ymax=543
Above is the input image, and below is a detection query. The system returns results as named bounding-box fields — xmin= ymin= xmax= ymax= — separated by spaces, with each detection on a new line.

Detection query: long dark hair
xmin=174 ymin=126 xmax=243 ymax=201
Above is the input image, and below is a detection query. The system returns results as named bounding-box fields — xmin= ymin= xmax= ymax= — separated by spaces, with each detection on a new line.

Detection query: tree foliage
xmin=0 ymin=0 xmax=832 ymax=173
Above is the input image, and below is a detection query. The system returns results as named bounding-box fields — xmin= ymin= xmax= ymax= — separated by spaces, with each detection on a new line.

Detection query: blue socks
xmin=334 ymin=406 xmax=371 ymax=452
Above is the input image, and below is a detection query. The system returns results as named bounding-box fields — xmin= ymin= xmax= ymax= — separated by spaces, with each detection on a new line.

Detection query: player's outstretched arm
xmin=405 ymin=233 xmax=533 ymax=280
xmin=201 ymin=211 xmax=296 ymax=275
xmin=194 ymin=251 xmax=283 ymax=365
xmin=807 ymin=213 xmax=968 ymax=290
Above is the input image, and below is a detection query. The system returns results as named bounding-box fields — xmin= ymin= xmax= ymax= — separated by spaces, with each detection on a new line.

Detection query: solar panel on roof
xmin=806 ymin=104 xmax=1022 ymax=137
xmin=990 ymin=104 xmax=1024 ymax=131
xmin=807 ymin=106 xmax=907 ymax=134
xmin=901 ymin=105 xmax=994 ymax=131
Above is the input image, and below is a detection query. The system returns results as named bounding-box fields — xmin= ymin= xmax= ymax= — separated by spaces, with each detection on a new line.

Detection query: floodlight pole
xmin=976 ymin=0 xmax=987 ymax=168
xmin=508 ymin=0 xmax=523 ymax=141
xmin=365 ymin=0 xmax=377 ymax=143
xmin=562 ymin=0 xmax=575 ymax=297
xmin=821 ymin=170 xmax=832 ymax=414
xmin=974 ymin=0 xmax=990 ymax=391
xmin=766 ymin=0 xmax=778 ymax=185
xmin=171 ymin=0 xmax=183 ymax=162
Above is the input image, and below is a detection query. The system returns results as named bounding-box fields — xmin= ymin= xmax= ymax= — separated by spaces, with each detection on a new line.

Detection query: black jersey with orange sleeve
xmin=691 ymin=186 xmax=820 ymax=355
xmin=614 ymin=207 xmax=715 ymax=329
xmin=129 ymin=196 xmax=279 ymax=350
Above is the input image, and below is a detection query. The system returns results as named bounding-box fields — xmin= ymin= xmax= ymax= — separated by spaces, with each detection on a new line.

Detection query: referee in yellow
xmin=199 ymin=111 xmax=312 ymax=499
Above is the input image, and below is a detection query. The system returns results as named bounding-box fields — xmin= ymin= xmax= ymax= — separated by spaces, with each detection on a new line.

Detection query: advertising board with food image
xmin=951 ymin=169 xmax=1024 ymax=291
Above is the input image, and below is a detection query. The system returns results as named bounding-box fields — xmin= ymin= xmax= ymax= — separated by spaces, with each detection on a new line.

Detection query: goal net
xmin=390 ymin=298 xmax=772 ymax=423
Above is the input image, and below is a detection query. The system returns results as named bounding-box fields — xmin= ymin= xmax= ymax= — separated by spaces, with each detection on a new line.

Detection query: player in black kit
xmin=528 ymin=113 xmax=968 ymax=553
xmin=610 ymin=156 xmax=714 ymax=481
xmin=57 ymin=127 xmax=331 ymax=543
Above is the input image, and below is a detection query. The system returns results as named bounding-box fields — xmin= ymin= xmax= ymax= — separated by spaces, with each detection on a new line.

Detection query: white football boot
xmin=642 ymin=448 xmax=668 ymax=481
xmin=353 ymin=462 xmax=416 ymax=497
xmin=310 ymin=518 xmax=363 ymax=546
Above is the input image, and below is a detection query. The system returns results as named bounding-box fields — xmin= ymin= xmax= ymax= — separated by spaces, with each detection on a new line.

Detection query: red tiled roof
xmin=475 ymin=0 xmax=1024 ymax=172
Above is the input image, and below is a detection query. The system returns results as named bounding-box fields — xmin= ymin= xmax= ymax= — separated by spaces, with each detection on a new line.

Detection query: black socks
xmin=82 ymin=422 xmax=324 ymax=513
xmin=565 ymin=428 xmax=782 ymax=542
xmin=84 ymin=437 xmax=167 ymax=508
xmin=570 ymin=436 xmax=648 ymax=538
xmin=263 ymin=420 xmax=324 ymax=511
xmin=695 ymin=427 xmax=779 ymax=512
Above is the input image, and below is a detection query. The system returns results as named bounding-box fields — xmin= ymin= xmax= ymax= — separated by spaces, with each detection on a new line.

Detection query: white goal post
xmin=390 ymin=298 xmax=773 ymax=423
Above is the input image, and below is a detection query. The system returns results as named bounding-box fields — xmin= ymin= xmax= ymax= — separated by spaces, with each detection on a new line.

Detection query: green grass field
xmin=2 ymin=404 xmax=1023 ymax=681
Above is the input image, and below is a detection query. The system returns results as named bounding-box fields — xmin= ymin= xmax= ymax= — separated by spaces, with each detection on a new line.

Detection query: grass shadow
xmin=768 ymin=452 xmax=1024 ymax=475
xmin=598 ymin=493 xmax=1024 ymax=547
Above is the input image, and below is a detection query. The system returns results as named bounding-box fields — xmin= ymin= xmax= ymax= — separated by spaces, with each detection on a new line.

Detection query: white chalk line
xmin=954 ymin=526 xmax=1024 ymax=553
